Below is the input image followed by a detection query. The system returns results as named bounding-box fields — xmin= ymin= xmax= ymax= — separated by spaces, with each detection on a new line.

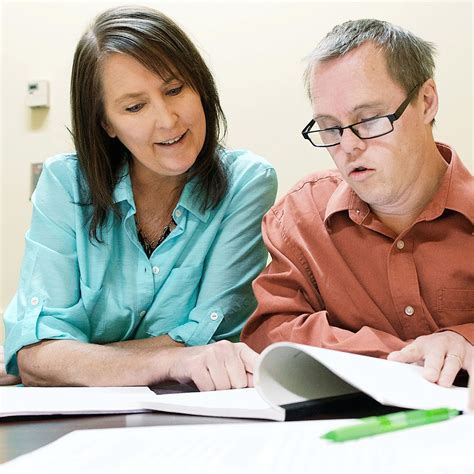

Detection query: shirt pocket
xmin=79 ymin=278 xmax=108 ymax=317
xmin=437 ymin=288 xmax=474 ymax=325
xmin=144 ymin=264 xmax=204 ymax=336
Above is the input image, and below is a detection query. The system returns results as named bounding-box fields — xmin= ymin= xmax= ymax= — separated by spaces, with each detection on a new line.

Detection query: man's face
xmin=309 ymin=42 xmax=435 ymax=213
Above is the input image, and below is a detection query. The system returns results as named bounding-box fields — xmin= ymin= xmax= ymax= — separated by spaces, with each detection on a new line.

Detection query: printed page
xmin=0 ymin=386 xmax=157 ymax=417
xmin=2 ymin=415 xmax=472 ymax=473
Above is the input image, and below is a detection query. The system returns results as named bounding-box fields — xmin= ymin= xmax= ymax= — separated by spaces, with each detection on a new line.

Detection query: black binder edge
xmin=281 ymin=392 xmax=403 ymax=421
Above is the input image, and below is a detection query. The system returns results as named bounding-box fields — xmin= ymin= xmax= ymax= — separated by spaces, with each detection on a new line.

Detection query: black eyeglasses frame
xmin=301 ymin=84 xmax=421 ymax=148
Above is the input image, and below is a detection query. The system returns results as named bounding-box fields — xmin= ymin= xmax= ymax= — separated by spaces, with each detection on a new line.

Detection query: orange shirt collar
xmin=324 ymin=142 xmax=473 ymax=229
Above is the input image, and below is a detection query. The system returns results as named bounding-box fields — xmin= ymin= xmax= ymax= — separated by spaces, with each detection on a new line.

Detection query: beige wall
xmin=1 ymin=1 xmax=472 ymax=335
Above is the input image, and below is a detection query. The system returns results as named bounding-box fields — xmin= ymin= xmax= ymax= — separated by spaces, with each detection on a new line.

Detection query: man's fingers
xmin=468 ymin=375 xmax=474 ymax=412
xmin=386 ymin=351 xmax=401 ymax=361
xmin=422 ymin=351 xmax=446 ymax=383
xmin=437 ymin=354 xmax=463 ymax=387
xmin=388 ymin=343 xmax=423 ymax=363
xmin=387 ymin=333 xmax=472 ymax=388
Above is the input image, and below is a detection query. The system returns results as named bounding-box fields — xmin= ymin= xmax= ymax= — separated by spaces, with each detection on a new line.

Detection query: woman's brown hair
xmin=70 ymin=6 xmax=228 ymax=241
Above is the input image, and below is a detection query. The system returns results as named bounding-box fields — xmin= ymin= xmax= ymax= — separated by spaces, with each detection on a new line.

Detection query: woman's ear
xmin=101 ymin=120 xmax=116 ymax=138
xmin=420 ymin=79 xmax=438 ymax=125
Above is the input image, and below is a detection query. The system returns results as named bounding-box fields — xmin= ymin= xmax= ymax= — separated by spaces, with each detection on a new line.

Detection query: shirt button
xmin=396 ymin=240 xmax=405 ymax=250
xmin=404 ymin=306 xmax=415 ymax=316
xmin=152 ymin=266 xmax=160 ymax=274
xmin=139 ymin=310 xmax=146 ymax=318
xmin=31 ymin=296 xmax=39 ymax=306
xmin=355 ymin=209 xmax=360 ymax=214
xmin=175 ymin=209 xmax=182 ymax=218
xmin=210 ymin=312 xmax=219 ymax=321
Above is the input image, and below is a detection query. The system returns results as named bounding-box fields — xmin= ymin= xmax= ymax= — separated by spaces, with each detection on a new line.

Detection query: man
xmin=470 ymin=374 xmax=474 ymax=411
xmin=242 ymin=19 xmax=473 ymax=388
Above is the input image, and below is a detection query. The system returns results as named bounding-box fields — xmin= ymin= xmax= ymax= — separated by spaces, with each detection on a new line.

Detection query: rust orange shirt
xmin=242 ymin=143 xmax=474 ymax=356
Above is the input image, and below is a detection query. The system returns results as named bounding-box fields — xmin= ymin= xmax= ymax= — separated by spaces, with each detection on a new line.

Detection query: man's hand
xmin=167 ymin=341 xmax=258 ymax=391
xmin=468 ymin=375 xmax=474 ymax=412
xmin=387 ymin=331 xmax=473 ymax=387
xmin=0 ymin=345 xmax=21 ymax=386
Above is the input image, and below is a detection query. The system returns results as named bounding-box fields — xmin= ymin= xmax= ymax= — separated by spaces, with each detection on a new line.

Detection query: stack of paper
xmin=1 ymin=415 xmax=472 ymax=472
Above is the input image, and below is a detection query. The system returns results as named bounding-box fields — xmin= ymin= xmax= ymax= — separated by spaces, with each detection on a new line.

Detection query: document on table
xmin=2 ymin=343 xmax=469 ymax=420
xmin=2 ymin=415 xmax=472 ymax=473
xmin=0 ymin=386 xmax=158 ymax=417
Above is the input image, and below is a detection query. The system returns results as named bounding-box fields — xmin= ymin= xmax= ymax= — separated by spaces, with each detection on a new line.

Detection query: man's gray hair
xmin=304 ymin=19 xmax=436 ymax=98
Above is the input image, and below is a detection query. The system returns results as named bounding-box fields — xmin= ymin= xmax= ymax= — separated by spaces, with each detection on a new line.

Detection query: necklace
xmin=135 ymin=215 xmax=176 ymax=258
xmin=131 ymin=173 xmax=184 ymax=258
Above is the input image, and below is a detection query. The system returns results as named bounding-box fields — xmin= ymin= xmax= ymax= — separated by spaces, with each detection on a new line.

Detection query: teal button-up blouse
xmin=4 ymin=149 xmax=277 ymax=375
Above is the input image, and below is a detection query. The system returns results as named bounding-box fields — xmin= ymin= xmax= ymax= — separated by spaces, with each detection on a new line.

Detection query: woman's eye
xmin=167 ymin=86 xmax=183 ymax=96
xmin=125 ymin=103 xmax=144 ymax=113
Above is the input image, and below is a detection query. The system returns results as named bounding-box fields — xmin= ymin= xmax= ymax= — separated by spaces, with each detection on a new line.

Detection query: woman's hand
xmin=166 ymin=341 xmax=258 ymax=391
xmin=17 ymin=338 xmax=254 ymax=387
xmin=0 ymin=345 xmax=21 ymax=385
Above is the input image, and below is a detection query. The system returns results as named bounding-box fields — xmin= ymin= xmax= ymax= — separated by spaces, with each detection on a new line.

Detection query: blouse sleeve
xmin=4 ymin=157 xmax=91 ymax=375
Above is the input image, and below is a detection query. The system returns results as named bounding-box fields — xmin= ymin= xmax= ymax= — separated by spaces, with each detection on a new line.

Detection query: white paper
xmin=1 ymin=343 xmax=468 ymax=421
xmin=141 ymin=387 xmax=284 ymax=420
xmin=0 ymin=386 xmax=157 ymax=417
xmin=257 ymin=343 xmax=469 ymax=411
xmin=2 ymin=415 xmax=472 ymax=473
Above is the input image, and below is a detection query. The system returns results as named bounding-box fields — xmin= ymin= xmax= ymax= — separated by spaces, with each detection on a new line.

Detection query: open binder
xmin=140 ymin=342 xmax=468 ymax=421
xmin=1 ymin=343 xmax=467 ymax=420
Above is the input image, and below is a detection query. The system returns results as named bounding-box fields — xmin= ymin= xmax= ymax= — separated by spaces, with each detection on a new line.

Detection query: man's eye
xmin=125 ymin=103 xmax=144 ymax=113
xmin=315 ymin=120 xmax=339 ymax=130
xmin=167 ymin=86 xmax=183 ymax=96
xmin=358 ymin=117 xmax=383 ymax=129
xmin=360 ymin=115 xmax=380 ymax=123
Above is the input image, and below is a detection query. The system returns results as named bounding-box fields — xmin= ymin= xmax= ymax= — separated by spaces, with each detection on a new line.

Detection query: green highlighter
xmin=321 ymin=407 xmax=460 ymax=442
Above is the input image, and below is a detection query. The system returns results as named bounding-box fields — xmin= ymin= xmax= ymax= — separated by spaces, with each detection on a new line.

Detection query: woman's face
xmin=101 ymin=53 xmax=206 ymax=180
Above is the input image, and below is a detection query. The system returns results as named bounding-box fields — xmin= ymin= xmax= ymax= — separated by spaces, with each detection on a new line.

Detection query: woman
xmin=0 ymin=346 xmax=20 ymax=385
xmin=2 ymin=6 xmax=277 ymax=390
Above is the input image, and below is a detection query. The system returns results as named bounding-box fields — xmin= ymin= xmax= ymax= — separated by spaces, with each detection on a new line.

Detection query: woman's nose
xmin=154 ymin=101 xmax=178 ymax=130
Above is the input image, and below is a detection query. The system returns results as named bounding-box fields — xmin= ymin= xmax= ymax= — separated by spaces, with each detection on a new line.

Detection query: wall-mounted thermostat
xmin=27 ymin=80 xmax=50 ymax=108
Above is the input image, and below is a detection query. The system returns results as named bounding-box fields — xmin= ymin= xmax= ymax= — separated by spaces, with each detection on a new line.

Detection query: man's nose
xmin=339 ymin=127 xmax=366 ymax=155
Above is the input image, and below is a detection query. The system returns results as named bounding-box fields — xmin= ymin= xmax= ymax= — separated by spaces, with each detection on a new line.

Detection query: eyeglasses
xmin=301 ymin=85 xmax=420 ymax=148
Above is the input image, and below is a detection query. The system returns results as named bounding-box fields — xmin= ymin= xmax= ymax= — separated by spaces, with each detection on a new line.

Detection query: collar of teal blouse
xmin=112 ymin=161 xmax=210 ymax=223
